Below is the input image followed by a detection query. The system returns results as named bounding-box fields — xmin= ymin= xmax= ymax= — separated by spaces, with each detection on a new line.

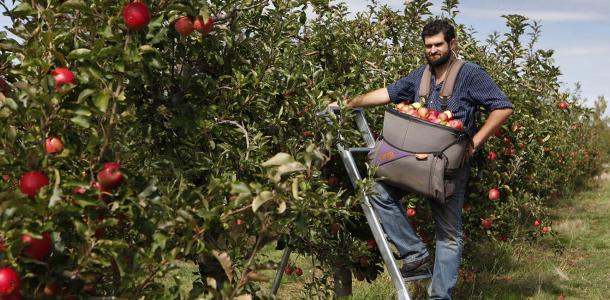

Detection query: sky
xmin=1 ymin=0 xmax=607 ymax=108
xmin=344 ymin=0 xmax=609 ymax=108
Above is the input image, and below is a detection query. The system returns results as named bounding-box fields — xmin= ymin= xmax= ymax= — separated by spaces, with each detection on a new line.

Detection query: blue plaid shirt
xmin=387 ymin=62 xmax=512 ymax=136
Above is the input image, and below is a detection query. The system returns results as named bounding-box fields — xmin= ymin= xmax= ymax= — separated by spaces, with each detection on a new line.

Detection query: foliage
xmin=0 ymin=0 xmax=607 ymax=298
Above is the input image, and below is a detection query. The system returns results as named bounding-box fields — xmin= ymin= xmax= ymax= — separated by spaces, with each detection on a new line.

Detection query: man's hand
xmin=471 ymin=108 xmax=513 ymax=156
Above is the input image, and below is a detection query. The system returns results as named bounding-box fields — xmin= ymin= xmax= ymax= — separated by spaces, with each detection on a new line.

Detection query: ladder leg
xmin=270 ymin=246 xmax=292 ymax=296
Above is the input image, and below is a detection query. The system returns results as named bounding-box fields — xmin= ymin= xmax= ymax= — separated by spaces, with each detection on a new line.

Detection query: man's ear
xmin=449 ymin=39 xmax=456 ymax=50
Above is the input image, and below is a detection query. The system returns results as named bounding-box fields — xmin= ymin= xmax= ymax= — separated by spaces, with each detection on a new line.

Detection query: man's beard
xmin=426 ymin=50 xmax=452 ymax=67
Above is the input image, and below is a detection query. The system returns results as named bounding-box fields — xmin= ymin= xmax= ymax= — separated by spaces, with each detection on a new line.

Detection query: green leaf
xmin=67 ymin=48 xmax=92 ymax=60
xmin=261 ymin=152 xmax=294 ymax=167
xmin=93 ymin=89 xmax=111 ymax=112
xmin=252 ymin=191 xmax=273 ymax=212
xmin=77 ymin=89 xmax=95 ymax=103
xmin=71 ymin=115 xmax=90 ymax=128
xmin=60 ymin=0 xmax=89 ymax=11
xmin=231 ymin=182 xmax=251 ymax=195
xmin=12 ymin=3 xmax=34 ymax=17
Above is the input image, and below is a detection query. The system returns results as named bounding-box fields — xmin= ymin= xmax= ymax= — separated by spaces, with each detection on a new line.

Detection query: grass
xmin=165 ymin=175 xmax=610 ymax=299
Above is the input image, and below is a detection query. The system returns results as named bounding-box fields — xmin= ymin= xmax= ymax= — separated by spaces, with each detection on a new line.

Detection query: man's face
xmin=424 ymin=32 xmax=454 ymax=67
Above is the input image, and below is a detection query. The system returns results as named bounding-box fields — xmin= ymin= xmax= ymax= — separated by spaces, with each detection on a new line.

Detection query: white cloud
xmin=554 ymin=45 xmax=610 ymax=57
xmin=461 ymin=8 xmax=607 ymax=23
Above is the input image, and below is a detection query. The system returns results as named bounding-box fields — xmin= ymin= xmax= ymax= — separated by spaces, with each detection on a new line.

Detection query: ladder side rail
xmin=338 ymin=147 xmax=411 ymax=300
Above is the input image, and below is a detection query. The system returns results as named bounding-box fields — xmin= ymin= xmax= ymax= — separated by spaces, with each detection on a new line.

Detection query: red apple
xmin=294 ymin=267 xmax=303 ymax=276
xmin=488 ymin=188 xmax=500 ymax=201
xmin=303 ymin=130 xmax=313 ymax=137
xmin=499 ymin=235 xmax=508 ymax=242
xmin=97 ymin=162 xmax=124 ymax=191
xmin=407 ymin=109 xmax=420 ymax=119
xmin=50 ymin=67 xmax=75 ymax=88
xmin=122 ymin=2 xmax=151 ymax=30
xmin=426 ymin=114 xmax=438 ymax=123
xmin=533 ymin=220 xmax=541 ymax=227
xmin=366 ymin=239 xmax=376 ymax=250
xmin=0 ymin=241 xmax=6 ymax=252
xmin=174 ymin=16 xmax=194 ymax=36
xmin=502 ymin=136 xmax=511 ymax=145
xmin=193 ymin=16 xmax=214 ymax=34
xmin=0 ymin=78 xmax=9 ymax=95
xmin=406 ymin=208 xmax=416 ymax=218
xmin=72 ymin=186 xmax=86 ymax=194
xmin=1 ymin=290 xmax=22 ymax=300
xmin=558 ymin=101 xmax=569 ymax=110
xmin=1 ymin=175 xmax=9 ymax=182
xmin=19 ymin=171 xmax=49 ymax=198
xmin=437 ymin=112 xmax=449 ymax=122
xmin=504 ymin=147 xmax=516 ymax=157
xmin=235 ymin=219 xmax=246 ymax=225
xmin=43 ymin=281 xmax=60 ymax=296
xmin=327 ymin=175 xmax=339 ymax=186
xmin=44 ymin=136 xmax=64 ymax=154
xmin=481 ymin=218 xmax=492 ymax=229
xmin=21 ymin=232 xmax=52 ymax=260
xmin=428 ymin=110 xmax=439 ymax=118
xmin=396 ymin=102 xmax=406 ymax=110
xmin=487 ymin=151 xmax=497 ymax=161
xmin=447 ymin=119 xmax=463 ymax=130
xmin=442 ymin=110 xmax=453 ymax=120
xmin=417 ymin=107 xmax=429 ymax=118
xmin=284 ymin=266 xmax=293 ymax=275
xmin=329 ymin=223 xmax=340 ymax=235
xmin=541 ymin=226 xmax=549 ymax=234
xmin=0 ymin=267 xmax=20 ymax=296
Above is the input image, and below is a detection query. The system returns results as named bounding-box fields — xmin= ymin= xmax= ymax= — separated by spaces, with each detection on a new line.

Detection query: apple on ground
xmin=488 ymin=188 xmax=500 ymax=201
xmin=122 ymin=2 xmax=151 ymax=30
xmin=284 ymin=266 xmax=293 ymax=275
xmin=19 ymin=171 xmax=49 ymax=198
xmin=175 ymin=16 xmax=194 ymax=36
xmin=44 ymin=136 xmax=64 ymax=154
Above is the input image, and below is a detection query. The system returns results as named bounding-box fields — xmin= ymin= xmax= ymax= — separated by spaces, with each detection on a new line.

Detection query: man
xmin=331 ymin=19 xmax=513 ymax=299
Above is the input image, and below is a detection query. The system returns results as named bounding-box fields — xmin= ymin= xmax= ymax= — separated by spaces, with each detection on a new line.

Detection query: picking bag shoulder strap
xmin=417 ymin=59 xmax=465 ymax=110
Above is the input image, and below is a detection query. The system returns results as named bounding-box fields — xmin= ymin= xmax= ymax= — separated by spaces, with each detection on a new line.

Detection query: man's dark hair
xmin=421 ymin=19 xmax=455 ymax=44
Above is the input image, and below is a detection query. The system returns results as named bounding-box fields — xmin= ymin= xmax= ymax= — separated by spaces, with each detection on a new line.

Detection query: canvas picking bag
xmin=367 ymin=59 xmax=471 ymax=203
xmin=368 ymin=109 xmax=470 ymax=203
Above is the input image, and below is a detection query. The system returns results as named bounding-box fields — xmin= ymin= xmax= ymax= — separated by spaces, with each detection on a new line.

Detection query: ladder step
xmin=403 ymin=272 xmax=432 ymax=282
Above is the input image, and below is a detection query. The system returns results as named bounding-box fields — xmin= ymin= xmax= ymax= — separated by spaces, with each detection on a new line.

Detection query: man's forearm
xmin=345 ymin=87 xmax=391 ymax=108
xmin=472 ymin=108 xmax=513 ymax=150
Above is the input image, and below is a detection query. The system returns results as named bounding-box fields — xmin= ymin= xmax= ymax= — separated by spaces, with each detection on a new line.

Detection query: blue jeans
xmin=369 ymin=163 xmax=471 ymax=300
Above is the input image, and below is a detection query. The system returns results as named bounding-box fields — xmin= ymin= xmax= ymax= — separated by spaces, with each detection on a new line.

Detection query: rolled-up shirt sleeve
xmin=467 ymin=66 xmax=513 ymax=111
xmin=387 ymin=66 xmax=425 ymax=104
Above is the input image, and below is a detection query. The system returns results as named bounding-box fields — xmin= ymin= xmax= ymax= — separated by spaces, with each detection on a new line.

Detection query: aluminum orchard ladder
xmin=270 ymin=107 xmax=415 ymax=300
